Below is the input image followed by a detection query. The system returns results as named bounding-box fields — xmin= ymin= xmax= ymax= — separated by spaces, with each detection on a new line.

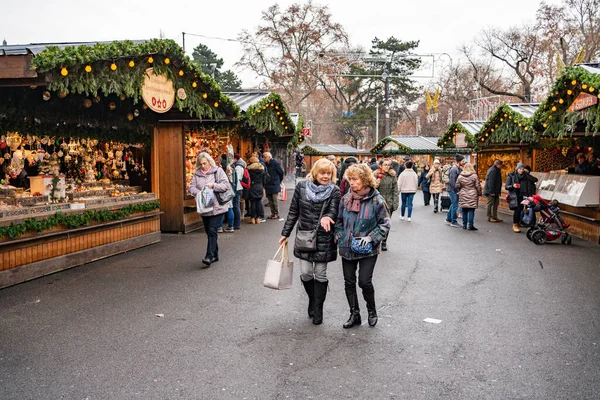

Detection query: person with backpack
xmin=263 ymin=152 xmax=284 ymax=219
xmin=247 ymin=156 xmax=267 ymax=224
xmin=232 ymin=154 xmax=249 ymax=230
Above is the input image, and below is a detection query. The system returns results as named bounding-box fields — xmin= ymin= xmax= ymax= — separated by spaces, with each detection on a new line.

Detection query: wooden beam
xmin=0 ymin=54 xmax=38 ymax=79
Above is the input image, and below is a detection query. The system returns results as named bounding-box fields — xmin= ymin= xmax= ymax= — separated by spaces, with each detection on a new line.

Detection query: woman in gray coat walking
xmin=188 ymin=152 xmax=232 ymax=266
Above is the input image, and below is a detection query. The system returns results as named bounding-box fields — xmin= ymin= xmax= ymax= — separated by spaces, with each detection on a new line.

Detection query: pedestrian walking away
xmin=446 ymin=154 xmax=465 ymax=228
xmin=419 ymin=163 xmax=431 ymax=206
xmin=483 ymin=159 xmax=503 ymax=223
xmin=335 ymin=163 xmax=391 ymax=329
xmin=280 ymin=158 xmax=341 ymax=325
xmin=247 ymin=156 xmax=267 ymax=224
xmin=455 ymin=163 xmax=482 ymax=230
xmin=426 ymin=158 xmax=444 ymax=213
xmin=264 ymin=152 xmax=284 ymax=219
xmin=231 ymin=154 xmax=247 ymax=229
xmin=397 ymin=160 xmax=418 ymax=222
xmin=374 ymin=158 xmax=398 ymax=251
xmin=188 ymin=152 xmax=230 ymax=267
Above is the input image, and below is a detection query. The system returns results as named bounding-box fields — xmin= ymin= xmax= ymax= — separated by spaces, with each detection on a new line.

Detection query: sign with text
xmin=454 ymin=133 xmax=467 ymax=148
xmin=141 ymin=68 xmax=175 ymax=113
xmin=568 ymin=92 xmax=598 ymax=112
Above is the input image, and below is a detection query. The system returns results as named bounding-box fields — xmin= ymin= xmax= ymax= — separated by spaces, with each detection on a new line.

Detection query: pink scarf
xmin=345 ymin=187 xmax=371 ymax=212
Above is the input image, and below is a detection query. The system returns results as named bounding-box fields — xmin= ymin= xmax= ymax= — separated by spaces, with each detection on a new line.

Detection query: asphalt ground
xmin=1 ymin=186 xmax=600 ymax=400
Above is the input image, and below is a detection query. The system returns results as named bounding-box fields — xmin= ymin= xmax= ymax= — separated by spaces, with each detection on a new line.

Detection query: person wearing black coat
xmin=418 ymin=164 xmax=431 ymax=206
xmin=280 ymin=158 xmax=341 ymax=325
xmin=483 ymin=160 xmax=503 ymax=223
xmin=505 ymin=162 xmax=537 ymax=233
xmin=263 ymin=152 xmax=284 ymax=219
xmin=247 ymin=156 xmax=267 ymax=224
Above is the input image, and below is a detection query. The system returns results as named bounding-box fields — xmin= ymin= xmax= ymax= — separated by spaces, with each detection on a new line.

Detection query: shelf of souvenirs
xmin=0 ymin=180 xmax=156 ymax=222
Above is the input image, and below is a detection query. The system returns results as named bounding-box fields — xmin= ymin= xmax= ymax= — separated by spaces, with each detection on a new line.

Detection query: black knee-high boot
xmin=343 ymin=293 xmax=362 ymax=329
xmin=312 ymin=280 xmax=328 ymax=325
xmin=302 ymin=279 xmax=315 ymax=318
xmin=363 ymin=290 xmax=378 ymax=327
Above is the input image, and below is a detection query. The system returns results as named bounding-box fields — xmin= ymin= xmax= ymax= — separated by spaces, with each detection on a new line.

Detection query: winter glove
xmin=358 ymin=236 xmax=372 ymax=247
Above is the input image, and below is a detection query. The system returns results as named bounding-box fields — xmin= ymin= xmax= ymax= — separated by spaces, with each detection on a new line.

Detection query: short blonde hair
xmin=196 ymin=152 xmax=216 ymax=169
xmin=309 ymin=158 xmax=337 ymax=184
xmin=462 ymin=162 xmax=475 ymax=173
xmin=344 ymin=163 xmax=377 ymax=188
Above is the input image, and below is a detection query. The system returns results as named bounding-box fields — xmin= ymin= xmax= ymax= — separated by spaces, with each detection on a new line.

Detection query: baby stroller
xmin=522 ymin=195 xmax=572 ymax=245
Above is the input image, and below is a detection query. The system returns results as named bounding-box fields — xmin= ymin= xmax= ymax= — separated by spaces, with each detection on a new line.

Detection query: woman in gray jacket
xmin=189 ymin=152 xmax=231 ymax=267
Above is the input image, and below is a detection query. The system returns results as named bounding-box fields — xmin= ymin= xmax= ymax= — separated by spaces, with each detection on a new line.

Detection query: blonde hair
xmin=344 ymin=163 xmax=377 ymax=188
xmin=196 ymin=152 xmax=216 ymax=170
xmin=309 ymin=158 xmax=337 ymax=184
xmin=462 ymin=162 xmax=475 ymax=173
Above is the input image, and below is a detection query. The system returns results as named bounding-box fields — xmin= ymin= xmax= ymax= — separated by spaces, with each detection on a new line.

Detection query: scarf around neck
xmin=305 ymin=181 xmax=335 ymax=203
xmin=345 ymin=187 xmax=371 ymax=212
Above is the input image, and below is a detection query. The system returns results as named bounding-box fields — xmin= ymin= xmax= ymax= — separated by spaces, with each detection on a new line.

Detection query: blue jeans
xmin=401 ymin=193 xmax=415 ymax=217
xmin=218 ymin=207 xmax=234 ymax=229
xmin=461 ymin=207 xmax=475 ymax=228
xmin=446 ymin=191 xmax=459 ymax=223
xmin=232 ymin=190 xmax=242 ymax=228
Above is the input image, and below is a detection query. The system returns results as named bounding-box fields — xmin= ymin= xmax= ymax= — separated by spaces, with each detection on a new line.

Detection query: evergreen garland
xmin=532 ymin=66 xmax=600 ymax=138
xmin=245 ymin=93 xmax=296 ymax=136
xmin=438 ymin=122 xmax=475 ymax=148
xmin=475 ymin=104 xmax=537 ymax=147
xmin=0 ymin=200 xmax=160 ymax=239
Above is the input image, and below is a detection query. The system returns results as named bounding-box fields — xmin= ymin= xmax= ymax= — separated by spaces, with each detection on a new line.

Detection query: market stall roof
xmin=371 ymin=135 xmax=468 ymax=155
xmin=299 ymin=144 xmax=370 ymax=156
xmin=0 ymin=39 xmax=241 ymax=142
xmin=474 ymin=103 xmax=538 ymax=147
xmin=223 ymin=91 xmax=297 ymax=137
xmin=0 ymin=40 xmax=147 ymax=56
xmin=532 ymin=64 xmax=600 ymax=137
xmin=438 ymin=121 xmax=483 ymax=149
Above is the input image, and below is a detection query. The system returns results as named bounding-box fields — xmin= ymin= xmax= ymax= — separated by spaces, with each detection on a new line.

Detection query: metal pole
xmin=385 ymin=75 xmax=390 ymax=136
xmin=375 ymin=104 xmax=379 ymax=144
xmin=182 ymin=32 xmax=185 ymax=52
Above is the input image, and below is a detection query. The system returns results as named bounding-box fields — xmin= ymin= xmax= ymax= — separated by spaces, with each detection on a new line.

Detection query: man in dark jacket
xmin=446 ymin=154 xmax=465 ymax=228
xmin=483 ymin=159 xmax=503 ymax=223
xmin=368 ymin=157 xmax=379 ymax=171
xmin=263 ymin=152 xmax=284 ymax=219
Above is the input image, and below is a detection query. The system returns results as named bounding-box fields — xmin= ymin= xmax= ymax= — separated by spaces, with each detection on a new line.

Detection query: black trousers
xmin=342 ymin=255 xmax=377 ymax=297
xmin=423 ymin=191 xmax=431 ymax=205
xmin=201 ymin=214 xmax=223 ymax=259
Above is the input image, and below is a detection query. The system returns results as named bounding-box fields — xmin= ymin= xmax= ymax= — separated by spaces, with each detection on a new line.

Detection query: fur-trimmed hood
xmin=247 ymin=162 xmax=264 ymax=170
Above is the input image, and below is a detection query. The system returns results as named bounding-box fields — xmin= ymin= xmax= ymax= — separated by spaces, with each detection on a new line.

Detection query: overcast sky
xmin=3 ymin=0 xmax=561 ymax=87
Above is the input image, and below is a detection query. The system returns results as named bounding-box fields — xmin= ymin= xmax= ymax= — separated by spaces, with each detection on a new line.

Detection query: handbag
xmin=294 ymin=202 xmax=326 ymax=252
xmin=196 ymin=187 xmax=214 ymax=214
xmin=351 ymin=237 xmax=373 ymax=254
xmin=263 ymin=242 xmax=294 ymax=290
xmin=213 ymin=170 xmax=235 ymax=205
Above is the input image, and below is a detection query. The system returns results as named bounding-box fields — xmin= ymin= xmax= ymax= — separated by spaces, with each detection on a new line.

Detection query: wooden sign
xmin=568 ymin=92 xmax=598 ymax=112
xmin=141 ymin=68 xmax=175 ymax=113
xmin=454 ymin=132 xmax=467 ymax=148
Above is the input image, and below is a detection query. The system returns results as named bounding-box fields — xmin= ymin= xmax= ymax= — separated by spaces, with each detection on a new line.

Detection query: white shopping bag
xmin=263 ymin=242 xmax=294 ymax=290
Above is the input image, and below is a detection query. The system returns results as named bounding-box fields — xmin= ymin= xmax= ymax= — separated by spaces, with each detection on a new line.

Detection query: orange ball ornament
xmin=61 ymin=68 xmax=68 ymax=76
xmin=85 ymin=65 xmax=92 ymax=73
xmin=110 ymin=63 xmax=117 ymax=71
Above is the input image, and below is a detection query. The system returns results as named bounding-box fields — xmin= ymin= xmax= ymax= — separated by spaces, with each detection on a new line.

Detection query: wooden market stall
xmin=370 ymin=135 xmax=471 ymax=170
xmin=437 ymin=121 xmax=479 ymax=165
xmin=0 ymin=39 xmax=239 ymax=287
xmin=160 ymin=91 xmax=300 ymax=233
xmin=529 ymin=64 xmax=600 ymax=242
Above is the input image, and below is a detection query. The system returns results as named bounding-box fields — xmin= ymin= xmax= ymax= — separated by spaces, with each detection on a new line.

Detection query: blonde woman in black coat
xmin=279 ymin=159 xmax=341 ymax=325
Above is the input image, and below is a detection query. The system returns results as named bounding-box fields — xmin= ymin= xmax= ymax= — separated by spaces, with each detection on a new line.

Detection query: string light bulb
xmin=85 ymin=65 xmax=92 ymax=73
xmin=61 ymin=68 xmax=68 ymax=76
xmin=110 ymin=63 xmax=117 ymax=71
xmin=129 ymin=60 xmax=135 ymax=68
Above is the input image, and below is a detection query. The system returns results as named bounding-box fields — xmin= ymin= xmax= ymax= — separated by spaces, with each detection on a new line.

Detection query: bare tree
xmin=236 ymin=2 xmax=349 ymax=111
xmin=462 ymin=25 xmax=540 ymax=103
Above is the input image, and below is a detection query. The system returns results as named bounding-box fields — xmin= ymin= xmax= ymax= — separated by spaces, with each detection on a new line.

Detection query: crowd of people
xmin=189 ymin=150 xmax=575 ymax=328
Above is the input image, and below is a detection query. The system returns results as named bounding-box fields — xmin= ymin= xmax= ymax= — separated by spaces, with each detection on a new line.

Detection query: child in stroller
xmin=522 ymin=195 xmax=571 ymax=245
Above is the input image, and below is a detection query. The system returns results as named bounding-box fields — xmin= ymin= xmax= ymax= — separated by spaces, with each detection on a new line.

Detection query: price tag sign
xmin=141 ymin=68 xmax=175 ymax=113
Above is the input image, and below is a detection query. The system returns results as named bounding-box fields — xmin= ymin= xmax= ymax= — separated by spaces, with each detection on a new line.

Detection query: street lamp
xmin=381 ymin=70 xmax=390 ymax=137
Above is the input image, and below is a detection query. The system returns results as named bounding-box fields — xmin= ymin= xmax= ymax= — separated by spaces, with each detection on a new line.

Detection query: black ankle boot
xmin=363 ymin=291 xmax=378 ymax=327
xmin=343 ymin=294 xmax=361 ymax=329
xmin=381 ymin=240 xmax=387 ymax=251
xmin=312 ymin=280 xmax=328 ymax=325
xmin=301 ymin=279 xmax=315 ymax=318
